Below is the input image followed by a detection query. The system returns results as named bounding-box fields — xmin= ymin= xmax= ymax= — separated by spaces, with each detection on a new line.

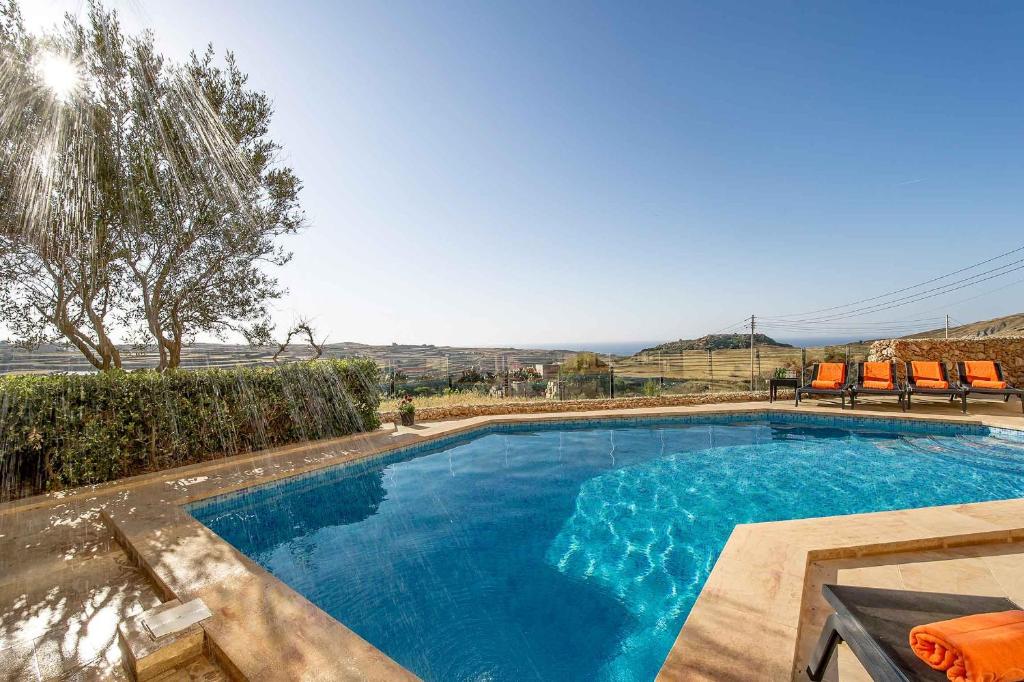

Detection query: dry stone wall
xmin=869 ymin=337 xmax=1024 ymax=384
xmin=380 ymin=391 xmax=776 ymax=423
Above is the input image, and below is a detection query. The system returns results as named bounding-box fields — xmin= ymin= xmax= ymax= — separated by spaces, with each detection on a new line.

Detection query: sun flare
xmin=37 ymin=53 xmax=80 ymax=103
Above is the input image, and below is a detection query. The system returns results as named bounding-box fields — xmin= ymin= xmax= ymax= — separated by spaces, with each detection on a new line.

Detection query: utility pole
xmin=945 ymin=314 xmax=950 ymax=339
xmin=708 ymin=349 xmax=714 ymax=391
xmin=749 ymin=314 xmax=756 ymax=391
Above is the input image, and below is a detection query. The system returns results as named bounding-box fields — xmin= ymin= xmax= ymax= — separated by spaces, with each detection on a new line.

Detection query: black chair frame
xmin=904 ymin=361 xmax=967 ymax=414
xmin=807 ymin=584 xmax=1020 ymax=682
xmin=955 ymin=361 xmax=1024 ymax=415
xmin=795 ymin=363 xmax=852 ymax=409
xmin=849 ymin=361 xmax=906 ymax=411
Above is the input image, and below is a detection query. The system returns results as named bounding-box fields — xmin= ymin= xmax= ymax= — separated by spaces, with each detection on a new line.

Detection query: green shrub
xmin=0 ymin=359 xmax=381 ymax=499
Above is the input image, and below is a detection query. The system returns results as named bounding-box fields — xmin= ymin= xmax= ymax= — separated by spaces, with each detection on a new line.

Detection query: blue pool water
xmin=189 ymin=416 xmax=1024 ymax=682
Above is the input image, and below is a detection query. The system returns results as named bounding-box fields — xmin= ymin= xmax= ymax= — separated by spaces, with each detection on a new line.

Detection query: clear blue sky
xmin=23 ymin=1 xmax=1024 ymax=346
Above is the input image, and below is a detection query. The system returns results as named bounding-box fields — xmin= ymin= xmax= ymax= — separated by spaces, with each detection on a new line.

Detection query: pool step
xmin=117 ymin=598 xmax=211 ymax=681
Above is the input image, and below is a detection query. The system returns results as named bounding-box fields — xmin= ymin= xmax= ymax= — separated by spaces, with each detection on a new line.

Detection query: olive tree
xmin=0 ymin=1 xmax=126 ymax=368
xmin=0 ymin=0 xmax=304 ymax=370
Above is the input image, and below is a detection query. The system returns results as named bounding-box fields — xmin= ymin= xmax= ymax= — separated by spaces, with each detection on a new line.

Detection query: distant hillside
xmin=0 ymin=341 xmax=573 ymax=376
xmin=903 ymin=312 xmax=1024 ymax=340
xmin=640 ymin=333 xmax=792 ymax=354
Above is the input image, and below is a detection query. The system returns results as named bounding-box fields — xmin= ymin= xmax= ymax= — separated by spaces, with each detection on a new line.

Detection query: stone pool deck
xmin=1 ymin=395 xmax=1023 ymax=681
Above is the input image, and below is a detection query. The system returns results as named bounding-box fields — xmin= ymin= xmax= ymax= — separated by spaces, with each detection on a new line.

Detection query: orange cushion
xmin=817 ymin=363 xmax=846 ymax=384
xmin=912 ymin=361 xmax=945 ymax=383
xmin=862 ymin=362 xmax=893 ymax=389
xmin=964 ymin=361 xmax=1000 ymax=384
xmin=973 ymin=379 xmax=1008 ymax=389
xmin=863 ymin=362 xmax=892 ymax=384
xmin=916 ymin=379 xmax=950 ymax=389
xmin=910 ymin=610 xmax=1024 ymax=682
xmin=811 ymin=380 xmax=842 ymax=390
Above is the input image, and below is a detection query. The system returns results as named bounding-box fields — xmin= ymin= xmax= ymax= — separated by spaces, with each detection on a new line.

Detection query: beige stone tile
xmin=148 ymin=655 xmax=228 ymax=682
xmin=0 ymin=639 xmax=38 ymax=681
xmin=700 ymin=560 xmax=806 ymax=628
xmin=62 ymin=657 xmax=131 ymax=681
xmin=194 ymin=569 xmax=414 ymax=682
xmin=659 ymin=600 xmax=797 ymax=681
xmin=836 ymin=562 xmax=904 ymax=589
xmin=897 ymin=554 xmax=1004 ymax=596
xmin=0 ymin=550 xmax=159 ymax=650
xmin=976 ymin=548 xmax=1024 ymax=605
xmin=837 ymin=642 xmax=873 ymax=682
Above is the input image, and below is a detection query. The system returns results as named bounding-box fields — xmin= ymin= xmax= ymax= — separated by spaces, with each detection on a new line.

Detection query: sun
xmin=37 ymin=52 xmax=80 ymax=103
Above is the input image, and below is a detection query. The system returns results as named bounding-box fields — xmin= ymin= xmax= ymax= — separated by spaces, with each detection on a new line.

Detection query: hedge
xmin=0 ymin=358 xmax=381 ymax=500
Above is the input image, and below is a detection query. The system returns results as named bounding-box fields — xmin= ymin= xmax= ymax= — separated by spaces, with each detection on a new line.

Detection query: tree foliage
xmin=0 ymin=0 xmax=303 ymax=369
xmin=560 ymin=351 xmax=608 ymax=373
xmin=0 ymin=2 xmax=128 ymax=368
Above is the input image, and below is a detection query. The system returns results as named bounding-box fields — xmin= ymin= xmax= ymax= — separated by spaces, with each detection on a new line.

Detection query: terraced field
xmin=609 ymin=344 xmax=870 ymax=391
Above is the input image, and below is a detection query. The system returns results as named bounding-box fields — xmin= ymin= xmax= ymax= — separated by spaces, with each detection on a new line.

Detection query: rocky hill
xmin=903 ymin=312 xmax=1024 ymax=339
xmin=639 ymin=333 xmax=792 ymax=354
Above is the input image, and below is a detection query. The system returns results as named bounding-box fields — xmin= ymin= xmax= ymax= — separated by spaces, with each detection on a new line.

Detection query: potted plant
xmin=397 ymin=395 xmax=415 ymax=426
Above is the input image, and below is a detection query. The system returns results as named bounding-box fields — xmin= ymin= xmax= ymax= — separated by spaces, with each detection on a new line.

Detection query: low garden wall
xmin=379 ymin=390 xmax=774 ymax=423
xmin=869 ymin=337 xmax=1024 ymax=384
xmin=0 ymin=359 xmax=381 ymax=500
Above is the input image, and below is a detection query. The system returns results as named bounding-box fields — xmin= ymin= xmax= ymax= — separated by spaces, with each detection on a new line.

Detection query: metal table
xmin=769 ymin=377 xmax=799 ymax=402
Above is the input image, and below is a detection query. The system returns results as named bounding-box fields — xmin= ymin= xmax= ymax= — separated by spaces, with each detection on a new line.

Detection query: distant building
xmin=535 ymin=363 xmax=561 ymax=380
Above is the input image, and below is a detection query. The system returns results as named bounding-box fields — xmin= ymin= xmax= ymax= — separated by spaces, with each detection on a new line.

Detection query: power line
xmin=767 ymin=243 xmax=1024 ymax=320
xmin=758 ymin=317 xmax=944 ymax=331
xmin=706 ymin=317 xmax=753 ymax=335
xmin=759 ymin=317 xmax=943 ymax=329
xmin=760 ymin=325 xmax=940 ymax=334
xmin=916 ymin=275 xmax=1024 ymax=314
xmin=766 ymin=260 xmax=1024 ymax=324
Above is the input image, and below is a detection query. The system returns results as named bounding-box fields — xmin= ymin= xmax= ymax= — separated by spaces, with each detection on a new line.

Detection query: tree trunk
xmin=168 ymin=339 xmax=182 ymax=369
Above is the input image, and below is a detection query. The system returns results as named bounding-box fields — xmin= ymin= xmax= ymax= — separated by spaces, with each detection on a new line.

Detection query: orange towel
xmin=912 ymin=361 xmax=946 ymax=383
xmin=973 ymin=379 xmax=1008 ymax=389
xmin=862 ymin=362 xmax=893 ymax=389
xmin=917 ymin=379 xmax=950 ymax=389
xmin=910 ymin=610 xmax=1024 ymax=682
xmin=811 ymin=363 xmax=846 ymax=390
xmin=818 ymin=363 xmax=846 ymax=382
xmin=964 ymin=361 xmax=1000 ymax=384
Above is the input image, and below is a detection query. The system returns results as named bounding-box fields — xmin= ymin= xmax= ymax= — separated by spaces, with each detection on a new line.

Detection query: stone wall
xmin=379 ymin=390 xmax=776 ymax=423
xmin=868 ymin=337 xmax=1024 ymax=384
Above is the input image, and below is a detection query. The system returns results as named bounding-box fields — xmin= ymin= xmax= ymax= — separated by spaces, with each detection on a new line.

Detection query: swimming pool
xmin=189 ymin=415 xmax=1024 ymax=681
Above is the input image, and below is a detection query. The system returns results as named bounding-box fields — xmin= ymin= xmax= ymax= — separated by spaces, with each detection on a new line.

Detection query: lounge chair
xmin=795 ymin=362 xmax=851 ymax=409
xmin=955 ymin=360 xmax=1024 ymax=415
xmin=904 ymin=361 xmax=966 ymax=414
xmin=807 ymin=584 xmax=1021 ymax=681
xmin=849 ymin=361 xmax=905 ymax=411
